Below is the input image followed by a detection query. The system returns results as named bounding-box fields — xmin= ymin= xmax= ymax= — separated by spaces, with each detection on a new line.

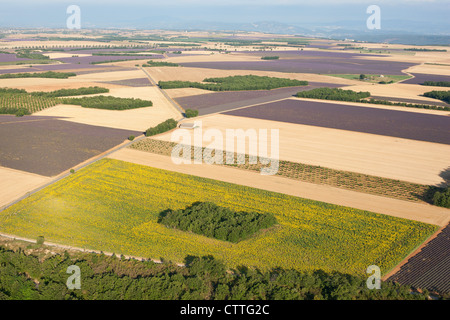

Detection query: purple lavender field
xmin=0 ymin=53 xmax=30 ymax=63
xmin=224 ymin=99 xmax=450 ymax=145
xmin=181 ymin=51 xmax=416 ymax=75
xmin=401 ymin=73 xmax=450 ymax=85
xmin=176 ymin=82 xmax=345 ymax=115
xmin=55 ymin=55 xmax=164 ymax=64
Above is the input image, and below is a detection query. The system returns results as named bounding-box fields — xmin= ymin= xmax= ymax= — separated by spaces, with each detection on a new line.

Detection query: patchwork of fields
xmin=0 ymin=158 xmax=438 ymax=275
xmin=0 ymin=31 xmax=449 ymax=297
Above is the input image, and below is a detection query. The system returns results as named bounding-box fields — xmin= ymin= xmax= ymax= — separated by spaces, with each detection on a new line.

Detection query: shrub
xmin=432 ymin=187 xmax=450 ymax=208
xmin=36 ymin=236 xmax=45 ymax=245
xmin=128 ymin=135 xmax=135 ymax=141
xmin=184 ymin=109 xmax=198 ymax=118
xmin=261 ymin=56 xmax=279 ymax=60
xmin=145 ymin=118 xmax=178 ymax=136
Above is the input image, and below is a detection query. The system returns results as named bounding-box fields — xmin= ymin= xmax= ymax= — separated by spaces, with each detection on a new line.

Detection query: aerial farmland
xmin=0 ymin=26 xmax=449 ymax=304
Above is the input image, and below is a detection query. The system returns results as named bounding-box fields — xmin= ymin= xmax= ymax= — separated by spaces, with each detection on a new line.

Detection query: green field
xmin=0 ymin=159 xmax=437 ymax=276
xmin=327 ymin=74 xmax=412 ymax=83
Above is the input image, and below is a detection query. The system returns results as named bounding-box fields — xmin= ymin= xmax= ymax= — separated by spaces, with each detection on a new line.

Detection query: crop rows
xmin=0 ymin=93 xmax=59 ymax=114
xmin=129 ymin=139 xmax=431 ymax=203
xmin=0 ymin=158 xmax=437 ymax=275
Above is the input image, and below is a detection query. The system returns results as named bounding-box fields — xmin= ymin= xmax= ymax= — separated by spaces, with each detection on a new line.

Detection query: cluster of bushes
xmin=158 ymin=202 xmax=277 ymax=243
xmin=0 ymin=71 xmax=76 ymax=79
xmin=31 ymin=86 xmax=109 ymax=98
xmin=261 ymin=56 xmax=279 ymax=60
xmin=0 ymin=245 xmax=440 ymax=300
xmin=433 ymin=187 xmax=450 ymax=208
xmin=60 ymin=95 xmax=153 ymax=110
xmin=145 ymin=118 xmax=177 ymax=136
xmin=423 ymin=90 xmax=450 ymax=103
xmin=142 ymin=60 xmax=179 ymax=67
xmin=184 ymin=109 xmax=198 ymax=118
xmin=296 ymin=87 xmax=370 ymax=102
xmin=159 ymin=75 xmax=308 ymax=91
xmin=422 ymin=81 xmax=450 ymax=87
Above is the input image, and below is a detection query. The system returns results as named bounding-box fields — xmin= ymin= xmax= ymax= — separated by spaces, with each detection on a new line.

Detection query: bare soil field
xmin=107 ymin=149 xmax=450 ymax=227
xmin=0 ymin=115 xmax=140 ymax=176
xmin=224 ymin=98 xmax=450 ymax=145
xmin=155 ymin=113 xmax=450 ymax=185
xmin=0 ymin=166 xmax=51 ymax=209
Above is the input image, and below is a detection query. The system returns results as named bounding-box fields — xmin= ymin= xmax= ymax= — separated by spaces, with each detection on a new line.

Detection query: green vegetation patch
xmin=31 ymin=86 xmax=109 ymax=98
xmin=422 ymin=81 xmax=450 ymax=87
xmin=327 ymin=74 xmax=411 ymax=84
xmin=145 ymin=118 xmax=177 ymax=136
xmin=0 ymin=71 xmax=76 ymax=79
xmin=60 ymin=95 xmax=153 ymax=110
xmin=0 ymin=245 xmax=436 ymax=300
xmin=261 ymin=56 xmax=279 ymax=60
xmin=158 ymin=202 xmax=277 ymax=243
xmin=296 ymin=87 xmax=370 ymax=102
xmin=433 ymin=187 xmax=450 ymax=208
xmin=143 ymin=60 xmax=179 ymax=67
xmin=159 ymin=75 xmax=308 ymax=91
xmin=423 ymin=90 xmax=450 ymax=103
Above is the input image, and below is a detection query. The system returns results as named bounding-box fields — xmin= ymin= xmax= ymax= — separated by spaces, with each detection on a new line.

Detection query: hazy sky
xmin=0 ymin=0 xmax=448 ymax=33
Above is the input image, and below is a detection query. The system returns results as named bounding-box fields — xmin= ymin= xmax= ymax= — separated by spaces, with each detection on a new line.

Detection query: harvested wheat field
xmin=155 ymin=113 xmax=450 ymax=185
xmin=0 ymin=166 xmax=51 ymax=209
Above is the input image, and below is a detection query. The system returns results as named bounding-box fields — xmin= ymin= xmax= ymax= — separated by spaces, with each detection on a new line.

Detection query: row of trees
xmin=145 ymin=118 xmax=178 ymax=136
xmin=296 ymin=87 xmax=370 ymax=102
xmin=142 ymin=60 xmax=179 ymax=67
xmin=0 ymin=245 xmax=441 ymax=300
xmin=422 ymin=81 xmax=450 ymax=87
xmin=31 ymin=86 xmax=109 ymax=98
xmin=0 ymin=71 xmax=76 ymax=79
xmin=158 ymin=202 xmax=277 ymax=243
xmin=159 ymin=75 xmax=308 ymax=91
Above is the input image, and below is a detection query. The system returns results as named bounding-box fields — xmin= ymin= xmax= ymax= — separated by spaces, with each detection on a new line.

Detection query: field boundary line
xmin=139 ymin=66 xmax=185 ymax=118
xmin=0 ymin=134 xmax=146 ymax=213
xmin=0 ymin=232 xmax=185 ymax=267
